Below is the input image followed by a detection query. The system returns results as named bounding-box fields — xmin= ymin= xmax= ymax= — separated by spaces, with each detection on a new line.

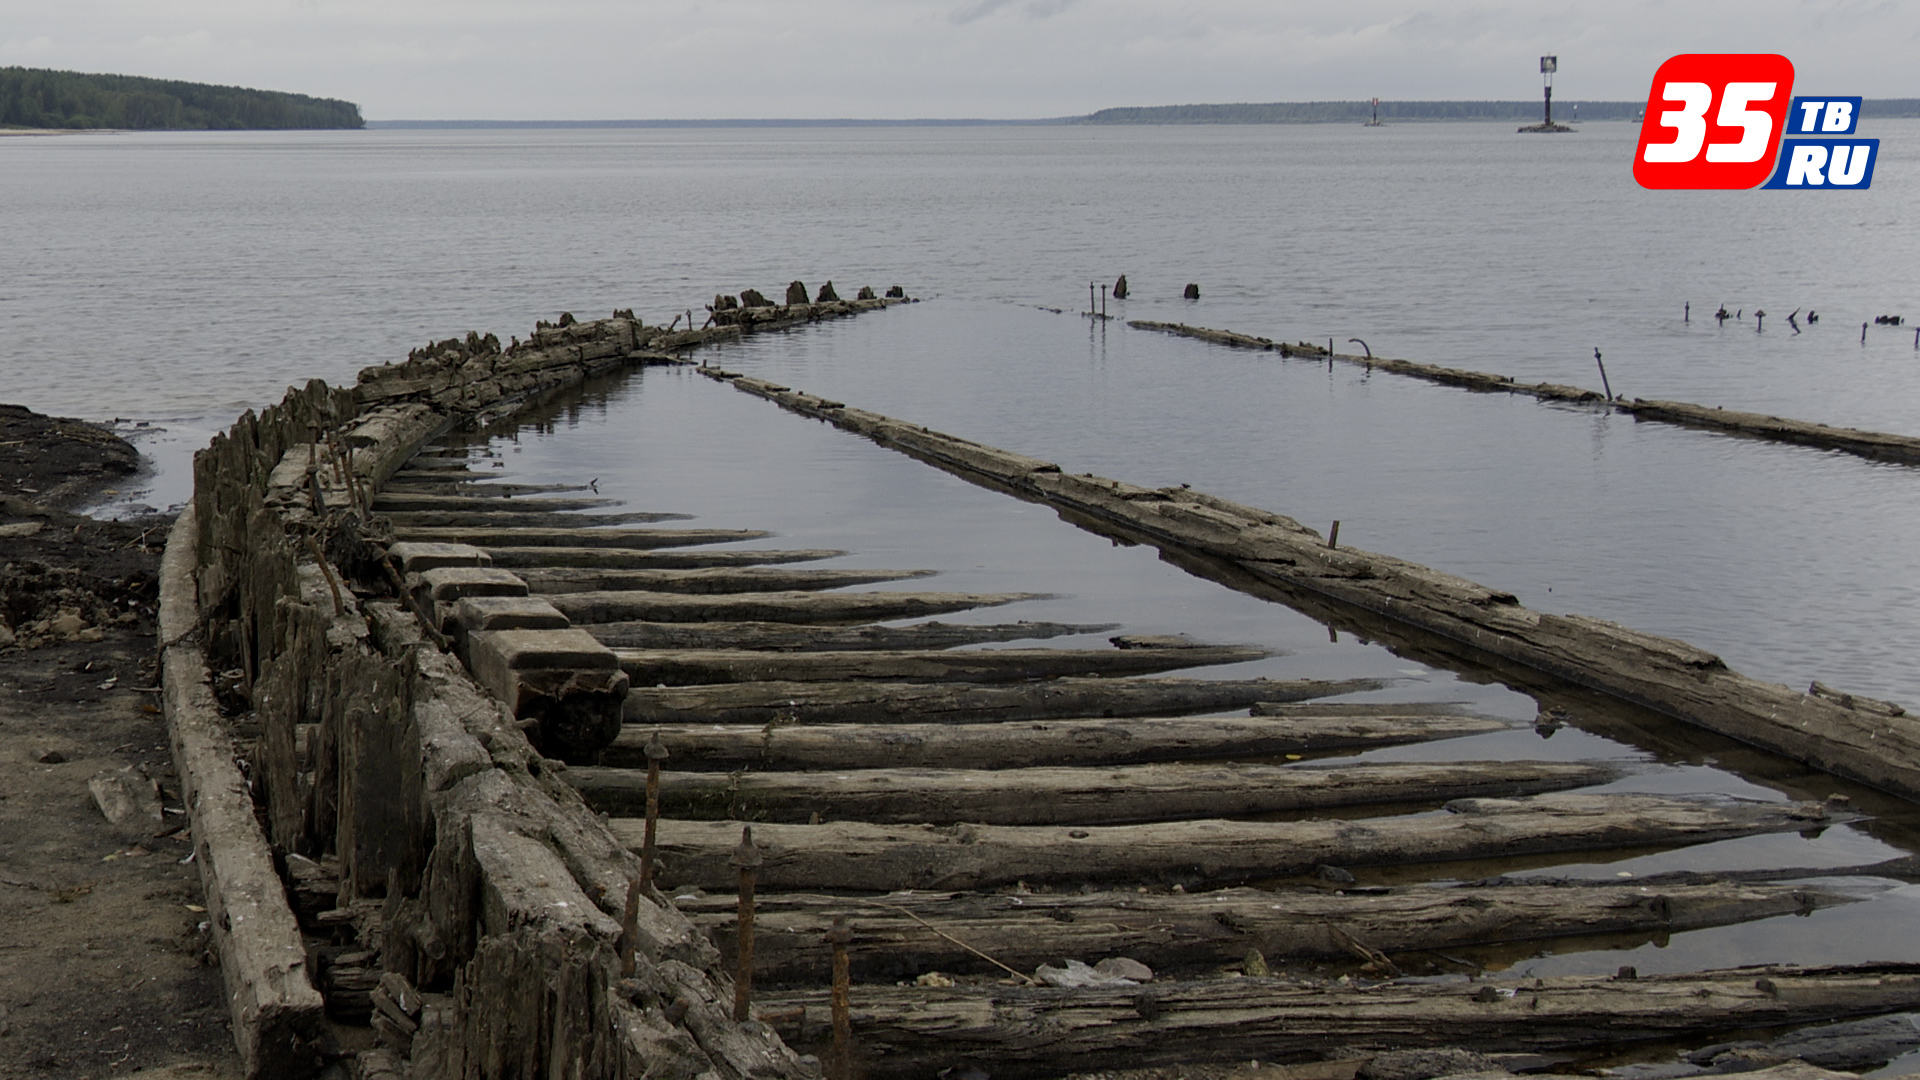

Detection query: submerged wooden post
xmin=732 ymin=826 xmax=763 ymax=1022
xmin=1327 ymin=521 xmax=1341 ymax=550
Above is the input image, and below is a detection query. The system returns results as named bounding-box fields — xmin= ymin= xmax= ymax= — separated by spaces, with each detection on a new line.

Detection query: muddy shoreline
xmin=0 ymin=405 xmax=240 ymax=1079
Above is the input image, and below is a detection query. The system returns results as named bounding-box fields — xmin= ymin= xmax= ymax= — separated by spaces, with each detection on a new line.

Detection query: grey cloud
xmin=949 ymin=0 xmax=1079 ymax=26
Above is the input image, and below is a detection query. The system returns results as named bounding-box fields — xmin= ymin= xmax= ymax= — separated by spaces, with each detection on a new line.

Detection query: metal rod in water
xmin=1594 ymin=347 xmax=1614 ymax=401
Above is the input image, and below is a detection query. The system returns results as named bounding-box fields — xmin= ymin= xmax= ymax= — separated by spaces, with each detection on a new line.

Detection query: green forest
xmin=0 ymin=67 xmax=362 ymax=130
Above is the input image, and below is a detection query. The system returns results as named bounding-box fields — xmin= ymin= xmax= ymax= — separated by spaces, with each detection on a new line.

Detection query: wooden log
xmin=585 ymin=619 xmax=1122 ymax=652
xmin=393 ymin=525 xmax=772 ymax=549
xmin=371 ymin=492 xmax=630 ymax=512
xmin=159 ymin=507 xmax=330 ymax=1077
xmin=381 ymin=481 xmax=592 ymax=496
xmin=484 ymin=546 xmax=846 ymax=570
xmin=624 ymin=677 xmax=1381 ymax=727
xmin=554 ymin=588 xmax=1050 ymax=626
xmin=676 ymin=882 xmax=1855 ymax=983
xmin=382 ymin=509 xmax=693 ymax=529
xmin=520 ymin=565 xmax=937 ymax=595
xmin=570 ymin=760 xmax=1619 ymax=824
xmin=756 ymin=963 xmax=1920 ymax=1079
xmin=601 ymin=712 xmax=1510 ymax=771
xmin=610 ymin=644 xmax=1273 ymax=685
xmin=627 ymin=793 xmax=1844 ymax=892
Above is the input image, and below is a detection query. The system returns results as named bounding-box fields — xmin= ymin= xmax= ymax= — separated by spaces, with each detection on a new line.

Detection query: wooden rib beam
xmin=610 ymin=644 xmax=1273 ymax=685
xmin=627 ymin=793 xmax=1845 ymax=891
xmin=382 ymin=509 xmax=694 ymax=529
xmin=553 ymin=589 xmax=1050 ymax=626
xmin=623 ymin=677 xmax=1381 ymax=727
xmin=755 ymin=963 xmax=1920 ymax=1079
xmin=601 ymin=712 xmax=1510 ymax=771
xmin=569 ymin=759 xmax=1619 ymax=824
xmin=371 ymin=493 xmax=631 ymax=512
xmin=583 ymin=619 xmax=1121 ymax=652
xmin=393 ymin=525 xmax=772 ymax=549
xmin=483 ymin=547 xmax=847 ymax=570
xmin=677 ymin=882 xmax=1858 ymax=983
xmin=520 ymin=565 xmax=937 ymax=595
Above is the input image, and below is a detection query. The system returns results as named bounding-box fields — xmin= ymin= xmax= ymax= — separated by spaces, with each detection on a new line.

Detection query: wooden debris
xmin=755 ymin=963 xmax=1920 ymax=1079
xmin=598 ymin=712 xmax=1507 ymax=770
xmin=628 ymin=793 xmax=1844 ymax=892
xmin=552 ymin=588 xmax=1050 ymax=626
xmin=393 ymin=525 xmax=772 ymax=549
xmin=519 ymin=565 xmax=938 ymax=595
xmin=674 ymin=882 xmax=1854 ymax=982
xmin=572 ymin=760 xmax=1617 ymax=825
xmin=381 ymin=509 xmax=691 ymax=529
xmin=584 ymin=618 xmax=1121 ymax=652
xmin=624 ymin=677 xmax=1381 ymax=727
xmin=609 ymin=643 xmax=1273 ymax=685
xmin=370 ymin=492 xmax=632 ymax=512
xmin=483 ymin=546 xmax=846 ymax=570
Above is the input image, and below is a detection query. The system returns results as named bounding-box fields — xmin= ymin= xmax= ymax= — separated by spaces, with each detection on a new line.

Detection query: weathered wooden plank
xmin=756 ymin=963 xmax=1920 ymax=1079
xmin=383 ymin=509 xmax=692 ymax=529
xmin=602 ymin=712 xmax=1510 ymax=770
xmin=571 ymin=759 xmax=1619 ymax=824
xmin=585 ymin=618 xmax=1121 ymax=652
xmin=520 ymin=565 xmax=937 ymax=595
xmin=484 ymin=546 xmax=847 ymax=570
xmin=610 ymin=644 xmax=1273 ymax=685
xmin=555 ymin=588 xmax=1049 ymax=626
xmin=624 ymin=677 xmax=1380 ymax=727
xmin=627 ymin=793 xmax=1844 ymax=892
xmin=677 ymin=882 xmax=1855 ymax=983
xmin=381 ymin=480 xmax=590 ymax=496
xmin=372 ymin=492 xmax=630 ymax=512
xmin=394 ymin=525 xmax=771 ymax=548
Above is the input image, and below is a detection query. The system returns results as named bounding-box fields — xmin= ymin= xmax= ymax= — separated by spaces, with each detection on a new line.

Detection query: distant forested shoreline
xmin=0 ymin=68 xmax=362 ymax=130
xmin=1081 ymin=100 xmax=1920 ymax=123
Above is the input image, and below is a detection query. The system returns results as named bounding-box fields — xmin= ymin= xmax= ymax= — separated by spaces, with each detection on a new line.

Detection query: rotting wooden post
xmin=640 ymin=730 xmax=669 ymax=889
xmin=1101 ymin=284 xmax=1108 ymax=319
xmin=1089 ymin=282 xmax=1096 ymax=316
xmin=619 ymin=876 xmax=642 ymax=978
xmin=732 ymin=825 xmax=763 ymax=1022
xmin=1328 ymin=520 xmax=1341 ymax=550
xmin=826 ymin=915 xmax=854 ymax=1080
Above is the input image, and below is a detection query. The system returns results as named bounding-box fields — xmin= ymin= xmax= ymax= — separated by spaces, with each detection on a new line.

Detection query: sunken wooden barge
xmin=159 ymin=288 xmax=1920 ymax=1080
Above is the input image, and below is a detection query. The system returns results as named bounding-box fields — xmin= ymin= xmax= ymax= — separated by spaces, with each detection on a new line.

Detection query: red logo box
xmin=1634 ymin=54 xmax=1796 ymax=189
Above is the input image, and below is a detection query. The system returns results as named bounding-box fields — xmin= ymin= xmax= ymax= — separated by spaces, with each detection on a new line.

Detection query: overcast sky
xmin=2 ymin=0 xmax=1914 ymax=120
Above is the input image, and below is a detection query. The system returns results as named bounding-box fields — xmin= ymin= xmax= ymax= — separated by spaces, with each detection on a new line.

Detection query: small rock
xmin=49 ymin=611 xmax=87 ymax=638
xmin=1243 ymin=948 xmax=1270 ymax=977
xmin=913 ymin=972 xmax=954 ymax=988
xmin=1093 ymin=957 xmax=1153 ymax=983
xmin=1315 ymin=864 xmax=1356 ymax=885
xmin=36 ymin=749 xmax=66 ymax=764
xmin=88 ymin=767 xmax=164 ymax=826
xmin=1183 ymin=283 xmax=1200 ymax=300
xmin=0 ymin=623 xmax=14 ymax=649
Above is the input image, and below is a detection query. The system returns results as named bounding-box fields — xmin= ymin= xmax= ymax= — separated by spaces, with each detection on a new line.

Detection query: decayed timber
xmin=381 ymin=480 xmax=592 ymax=496
xmin=624 ymin=677 xmax=1380 ymax=727
xmin=707 ymin=371 xmax=1920 ymax=804
xmin=570 ymin=759 xmax=1618 ymax=824
xmin=394 ymin=525 xmax=772 ymax=548
xmin=552 ymin=588 xmax=1050 ymax=626
xmin=584 ymin=618 xmax=1121 ymax=652
xmin=484 ymin=546 xmax=846 ymax=570
xmin=1131 ymin=319 xmax=1920 ymax=468
xmin=383 ymin=509 xmax=693 ymax=529
xmin=610 ymin=643 xmax=1272 ymax=685
xmin=371 ymin=492 xmax=631 ymax=512
xmin=756 ymin=963 xmax=1920 ymax=1079
xmin=518 ymin=565 xmax=937 ymax=595
xmin=600 ymin=712 xmax=1511 ymax=770
xmin=630 ymin=792 xmax=1842 ymax=891
xmin=676 ymin=882 xmax=1854 ymax=982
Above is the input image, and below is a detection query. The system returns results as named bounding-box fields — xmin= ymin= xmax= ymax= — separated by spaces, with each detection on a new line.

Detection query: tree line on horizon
xmin=1081 ymin=100 xmax=1920 ymax=123
xmin=0 ymin=67 xmax=363 ymax=130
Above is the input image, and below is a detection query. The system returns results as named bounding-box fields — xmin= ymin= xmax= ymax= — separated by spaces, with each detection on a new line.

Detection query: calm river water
xmin=8 ymin=123 xmax=1920 ymax=994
